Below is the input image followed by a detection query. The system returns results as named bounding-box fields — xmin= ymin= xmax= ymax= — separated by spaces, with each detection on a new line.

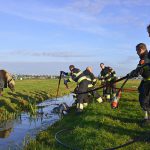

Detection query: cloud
xmin=67 ymin=0 xmax=110 ymax=15
xmin=0 ymin=0 xmax=149 ymax=36
xmin=0 ymin=0 xmax=106 ymax=36
xmin=8 ymin=50 xmax=92 ymax=58
xmin=120 ymin=0 xmax=150 ymax=6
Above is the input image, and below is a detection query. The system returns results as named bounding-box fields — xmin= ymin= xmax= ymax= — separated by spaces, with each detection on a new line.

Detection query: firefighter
xmin=98 ymin=72 xmax=106 ymax=99
xmin=83 ymin=66 xmax=103 ymax=103
xmin=147 ymin=24 xmax=150 ymax=37
xmin=127 ymin=43 xmax=150 ymax=124
xmin=99 ymin=63 xmax=117 ymax=102
xmin=61 ymin=65 xmax=89 ymax=113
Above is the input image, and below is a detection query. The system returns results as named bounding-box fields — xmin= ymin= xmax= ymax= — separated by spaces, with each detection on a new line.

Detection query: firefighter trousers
xmin=138 ymin=80 xmax=150 ymax=113
xmin=76 ymin=80 xmax=89 ymax=110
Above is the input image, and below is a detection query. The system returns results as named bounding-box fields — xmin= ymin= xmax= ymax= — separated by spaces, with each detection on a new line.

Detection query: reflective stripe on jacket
xmin=67 ymin=68 xmax=87 ymax=84
xmin=100 ymin=66 xmax=116 ymax=82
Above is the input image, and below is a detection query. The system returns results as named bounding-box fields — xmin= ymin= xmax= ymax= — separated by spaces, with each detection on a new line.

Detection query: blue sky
xmin=0 ymin=0 xmax=150 ymax=75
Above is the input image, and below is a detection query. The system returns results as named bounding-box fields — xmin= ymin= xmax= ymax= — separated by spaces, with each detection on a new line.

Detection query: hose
xmin=75 ymin=76 xmax=128 ymax=95
xmin=55 ymin=128 xmax=150 ymax=150
xmin=55 ymin=129 xmax=80 ymax=150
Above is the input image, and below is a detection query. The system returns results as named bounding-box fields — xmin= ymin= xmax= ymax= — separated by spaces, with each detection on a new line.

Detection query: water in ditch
xmin=0 ymin=94 xmax=74 ymax=150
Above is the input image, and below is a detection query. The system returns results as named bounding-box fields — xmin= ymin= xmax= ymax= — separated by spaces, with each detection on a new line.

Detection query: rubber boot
xmin=147 ymin=111 xmax=150 ymax=123
xmin=106 ymin=94 xmax=111 ymax=102
xmin=83 ymin=103 xmax=88 ymax=108
xmin=141 ymin=110 xmax=150 ymax=127
xmin=144 ymin=111 xmax=148 ymax=120
xmin=97 ymin=97 xmax=103 ymax=103
xmin=76 ymin=103 xmax=83 ymax=115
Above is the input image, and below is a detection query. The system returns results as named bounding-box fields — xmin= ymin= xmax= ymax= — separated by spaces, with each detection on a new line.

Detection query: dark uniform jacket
xmin=100 ymin=67 xmax=116 ymax=83
xmin=65 ymin=68 xmax=87 ymax=84
xmin=133 ymin=51 xmax=150 ymax=80
xmin=83 ymin=69 xmax=97 ymax=88
xmin=131 ymin=51 xmax=150 ymax=98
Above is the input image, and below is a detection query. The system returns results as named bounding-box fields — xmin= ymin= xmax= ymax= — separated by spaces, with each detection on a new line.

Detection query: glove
xmin=60 ymin=71 xmax=66 ymax=75
xmin=64 ymin=79 xmax=69 ymax=89
xmin=127 ymin=70 xmax=138 ymax=78
xmin=64 ymin=79 xmax=68 ymax=85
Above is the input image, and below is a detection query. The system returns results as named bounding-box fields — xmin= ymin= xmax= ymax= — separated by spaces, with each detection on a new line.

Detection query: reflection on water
xmin=0 ymin=128 xmax=12 ymax=138
xmin=0 ymin=94 xmax=74 ymax=150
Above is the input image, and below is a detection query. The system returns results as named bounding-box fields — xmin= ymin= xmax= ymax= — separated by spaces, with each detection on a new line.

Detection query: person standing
xmin=127 ymin=43 xmax=150 ymax=124
xmin=99 ymin=63 xmax=117 ymax=102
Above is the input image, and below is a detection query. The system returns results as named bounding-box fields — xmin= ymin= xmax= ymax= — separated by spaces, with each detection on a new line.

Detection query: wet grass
xmin=0 ymin=79 xmax=75 ymax=120
xmin=25 ymin=80 xmax=150 ymax=150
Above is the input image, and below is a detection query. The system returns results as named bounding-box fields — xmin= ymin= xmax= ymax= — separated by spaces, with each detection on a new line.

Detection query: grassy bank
xmin=0 ymin=79 xmax=75 ymax=120
xmin=25 ymin=80 xmax=150 ymax=150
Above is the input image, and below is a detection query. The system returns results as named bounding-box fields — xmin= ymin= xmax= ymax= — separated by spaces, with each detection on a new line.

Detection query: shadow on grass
xmin=7 ymin=91 xmax=49 ymax=103
xmin=0 ymin=99 xmax=16 ymax=112
xmin=121 ymin=98 xmax=138 ymax=103
xmin=1 ymin=91 xmax=48 ymax=112
xmin=104 ymin=113 xmax=140 ymax=124
xmin=7 ymin=92 xmax=33 ymax=101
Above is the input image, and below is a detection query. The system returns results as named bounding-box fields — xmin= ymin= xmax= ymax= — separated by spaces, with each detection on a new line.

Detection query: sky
xmin=0 ymin=0 xmax=150 ymax=75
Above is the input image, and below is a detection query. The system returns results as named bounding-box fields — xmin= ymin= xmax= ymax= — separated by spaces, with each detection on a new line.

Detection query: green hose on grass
xmin=55 ymin=128 xmax=150 ymax=150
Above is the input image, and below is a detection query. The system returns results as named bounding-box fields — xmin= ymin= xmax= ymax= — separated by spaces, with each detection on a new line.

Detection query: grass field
xmin=25 ymin=79 xmax=150 ymax=150
xmin=0 ymin=79 xmax=75 ymax=120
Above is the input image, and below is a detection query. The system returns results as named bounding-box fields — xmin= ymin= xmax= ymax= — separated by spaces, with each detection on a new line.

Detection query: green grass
xmin=25 ymin=80 xmax=150 ymax=150
xmin=0 ymin=79 xmax=75 ymax=120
